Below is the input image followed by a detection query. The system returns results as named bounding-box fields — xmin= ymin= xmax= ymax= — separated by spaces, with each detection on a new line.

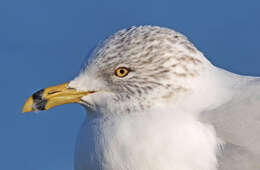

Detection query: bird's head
xmin=22 ymin=26 xmax=211 ymax=115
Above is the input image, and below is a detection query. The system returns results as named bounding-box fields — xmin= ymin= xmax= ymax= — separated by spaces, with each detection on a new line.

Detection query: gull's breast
xmin=75 ymin=111 xmax=219 ymax=170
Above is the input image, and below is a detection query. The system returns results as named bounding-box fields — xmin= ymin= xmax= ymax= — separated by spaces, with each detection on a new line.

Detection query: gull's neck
xmin=76 ymin=106 xmax=220 ymax=170
xmin=172 ymin=65 xmax=244 ymax=115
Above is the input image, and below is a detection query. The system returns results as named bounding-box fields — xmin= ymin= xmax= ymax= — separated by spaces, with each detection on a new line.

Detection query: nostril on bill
xmin=47 ymin=91 xmax=59 ymax=95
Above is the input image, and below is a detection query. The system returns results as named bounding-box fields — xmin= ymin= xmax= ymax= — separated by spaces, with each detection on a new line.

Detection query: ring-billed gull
xmin=23 ymin=26 xmax=260 ymax=170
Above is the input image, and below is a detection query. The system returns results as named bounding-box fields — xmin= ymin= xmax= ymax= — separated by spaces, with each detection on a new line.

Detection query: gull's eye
xmin=115 ymin=67 xmax=130 ymax=78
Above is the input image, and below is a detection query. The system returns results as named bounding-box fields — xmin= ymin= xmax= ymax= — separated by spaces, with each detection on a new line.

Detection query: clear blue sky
xmin=1 ymin=0 xmax=260 ymax=169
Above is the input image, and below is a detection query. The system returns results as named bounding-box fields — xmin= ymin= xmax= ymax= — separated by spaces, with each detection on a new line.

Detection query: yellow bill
xmin=22 ymin=82 xmax=94 ymax=113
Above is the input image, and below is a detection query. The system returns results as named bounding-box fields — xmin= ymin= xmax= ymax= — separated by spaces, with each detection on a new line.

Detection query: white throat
xmin=75 ymin=107 xmax=220 ymax=170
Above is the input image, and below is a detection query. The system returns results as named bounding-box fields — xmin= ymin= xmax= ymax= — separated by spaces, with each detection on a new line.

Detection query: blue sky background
xmin=1 ymin=0 xmax=260 ymax=169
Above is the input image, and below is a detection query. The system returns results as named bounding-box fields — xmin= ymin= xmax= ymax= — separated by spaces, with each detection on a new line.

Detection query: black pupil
xmin=119 ymin=69 xmax=125 ymax=74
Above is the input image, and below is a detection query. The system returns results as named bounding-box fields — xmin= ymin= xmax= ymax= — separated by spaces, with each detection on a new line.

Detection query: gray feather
xmin=202 ymin=77 xmax=260 ymax=169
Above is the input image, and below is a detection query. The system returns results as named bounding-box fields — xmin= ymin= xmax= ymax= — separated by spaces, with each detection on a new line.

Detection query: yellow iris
xmin=115 ymin=67 xmax=129 ymax=77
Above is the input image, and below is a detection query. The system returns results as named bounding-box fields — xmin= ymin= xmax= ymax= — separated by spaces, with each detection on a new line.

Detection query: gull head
xmin=22 ymin=26 xmax=212 ymax=115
